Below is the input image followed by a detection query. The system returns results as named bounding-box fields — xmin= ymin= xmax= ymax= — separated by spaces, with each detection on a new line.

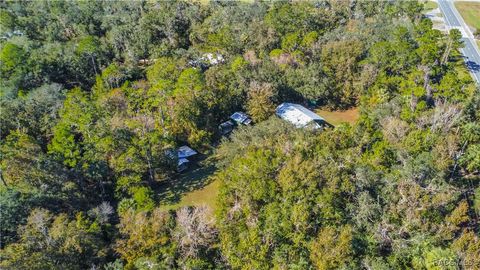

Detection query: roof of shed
xmin=177 ymin=146 xmax=198 ymax=159
xmin=230 ymin=112 xmax=250 ymax=124
xmin=276 ymin=103 xmax=325 ymax=127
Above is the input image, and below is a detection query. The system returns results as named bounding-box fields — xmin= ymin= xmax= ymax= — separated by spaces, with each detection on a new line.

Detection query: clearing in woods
xmin=316 ymin=107 xmax=360 ymax=126
xmin=157 ymin=156 xmax=218 ymax=212
xmin=159 ymin=107 xmax=361 ymax=213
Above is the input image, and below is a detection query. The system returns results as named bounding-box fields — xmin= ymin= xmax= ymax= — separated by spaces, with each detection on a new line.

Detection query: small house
xmin=177 ymin=146 xmax=198 ymax=159
xmin=230 ymin=112 xmax=252 ymax=125
xmin=166 ymin=146 xmax=198 ymax=173
xmin=275 ymin=103 xmax=326 ymax=129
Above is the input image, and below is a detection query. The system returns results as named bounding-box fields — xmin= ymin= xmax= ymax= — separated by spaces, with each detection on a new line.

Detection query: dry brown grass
xmin=454 ymin=2 xmax=480 ymax=30
xmin=316 ymin=107 xmax=360 ymax=126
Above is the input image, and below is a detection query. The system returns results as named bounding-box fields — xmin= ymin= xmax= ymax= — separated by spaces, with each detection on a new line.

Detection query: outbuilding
xmin=275 ymin=102 xmax=327 ymax=129
xmin=177 ymin=146 xmax=198 ymax=159
xmin=202 ymin=53 xmax=225 ymax=65
xmin=230 ymin=112 xmax=252 ymax=125
xmin=219 ymin=120 xmax=235 ymax=136
xmin=170 ymin=146 xmax=198 ymax=172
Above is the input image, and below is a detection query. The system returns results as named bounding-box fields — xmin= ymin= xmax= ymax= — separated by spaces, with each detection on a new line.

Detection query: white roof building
xmin=202 ymin=53 xmax=225 ymax=65
xmin=275 ymin=103 xmax=326 ymax=129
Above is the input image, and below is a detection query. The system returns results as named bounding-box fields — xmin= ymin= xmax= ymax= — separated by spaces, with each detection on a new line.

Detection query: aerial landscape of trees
xmin=0 ymin=0 xmax=479 ymax=269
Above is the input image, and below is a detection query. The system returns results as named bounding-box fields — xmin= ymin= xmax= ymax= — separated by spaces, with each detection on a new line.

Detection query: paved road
xmin=438 ymin=0 xmax=480 ymax=84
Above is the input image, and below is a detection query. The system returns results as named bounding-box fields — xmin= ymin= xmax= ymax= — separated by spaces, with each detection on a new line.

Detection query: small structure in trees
xmin=189 ymin=53 xmax=225 ymax=70
xmin=177 ymin=146 xmax=198 ymax=160
xmin=201 ymin=53 xmax=225 ymax=65
xmin=219 ymin=120 xmax=235 ymax=136
xmin=275 ymin=102 xmax=328 ymax=129
xmin=217 ymin=112 xmax=252 ymax=137
xmin=230 ymin=112 xmax=252 ymax=126
xmin=167 ymin=146 xmax=198 ymax=173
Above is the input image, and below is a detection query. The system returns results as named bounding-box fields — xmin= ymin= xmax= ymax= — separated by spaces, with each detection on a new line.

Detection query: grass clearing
xmin=454 ymin=2 xmax=480 ymax=30
xmin=423 ymin=1 xmax=438 ymax=11
xmin=316 ymin=107 xmax=360 ymax=126
xmin=171 ymin=179 xmax=220 ymax=211
xmin=156 ymin=107 xmax=359 ymax=213
xmin=157 ymin=156 xmax=219 ymax=212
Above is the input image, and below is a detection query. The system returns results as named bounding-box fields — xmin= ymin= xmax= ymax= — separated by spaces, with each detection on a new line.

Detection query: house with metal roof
xmin=275 ymin=103 xmax=326 ymax=129
xmin=177 ymin=146 xmax=198 ymax=160
xmin=165 ymin=146 xmax=199 ymax=172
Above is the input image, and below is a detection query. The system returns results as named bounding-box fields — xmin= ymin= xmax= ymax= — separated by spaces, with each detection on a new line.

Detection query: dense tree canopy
xmin=1 ymin=0 xmax=478 ymax=269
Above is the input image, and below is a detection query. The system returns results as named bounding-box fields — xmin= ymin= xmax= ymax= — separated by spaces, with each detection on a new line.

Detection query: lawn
xmin=316 ymin=107 xmax=360 ymax=126
xmin=423 ymin=1 xmax=438 ymax=11
xmin=170 ymin=179 xmax=220 ymax=210
xmin=454 ymin=2 xmax=480 ymax=30
xmin=157 ymin=155 xmax=219 ymax=212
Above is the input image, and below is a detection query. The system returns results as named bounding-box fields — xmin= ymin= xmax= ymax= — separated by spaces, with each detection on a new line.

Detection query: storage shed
xmin=230 ymin=112 xmax=252 ymax=125
xmin=219 ymin=120 xmax=235 ymax=135
xmin=177 ymin=146 xmax=198 ymax=159
xmin=275 ymin=103 xmax=326 ymax=129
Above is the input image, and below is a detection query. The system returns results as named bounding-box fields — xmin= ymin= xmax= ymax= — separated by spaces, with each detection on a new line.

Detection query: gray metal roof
xmin=177 ymin=146 xmax=198 ymax=159
xmin=178 ymin=158 xmax=190 ymax=166
xmin=275 ymin=103 xmax=325 ymax=128
xmin=230 ymin=112 xmax=251 ymax=125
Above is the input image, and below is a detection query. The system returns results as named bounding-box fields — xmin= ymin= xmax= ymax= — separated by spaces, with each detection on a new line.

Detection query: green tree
xmin=1 ymin=130 xmax=69 ymax=192
xmin=0 ymin=189 xmax=29 ymax=247
xmin=0 ymin=209 xmax=111 ymax=270
xmin=116 ymin=208 xmax=176 ymax=268
xmin=49 ymin=88 xmax=96 ymax=168
xmin=0 ymin=43 xmax=26 ymax=79
xmin=246 ymin=81 xmax=277 ymax=122
xmin=310 ymin=225 xmax=355 ymax=270
xmin=76 ymin=35 xmax=102 ymax=75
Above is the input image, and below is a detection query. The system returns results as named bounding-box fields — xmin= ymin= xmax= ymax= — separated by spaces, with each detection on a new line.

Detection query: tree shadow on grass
xmin=155 ymin=155 xmax=217 ymax=206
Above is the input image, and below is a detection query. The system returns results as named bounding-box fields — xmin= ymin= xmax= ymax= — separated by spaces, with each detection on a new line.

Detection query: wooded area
xmin=0 ymin=1 xmax=479 ymax=269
